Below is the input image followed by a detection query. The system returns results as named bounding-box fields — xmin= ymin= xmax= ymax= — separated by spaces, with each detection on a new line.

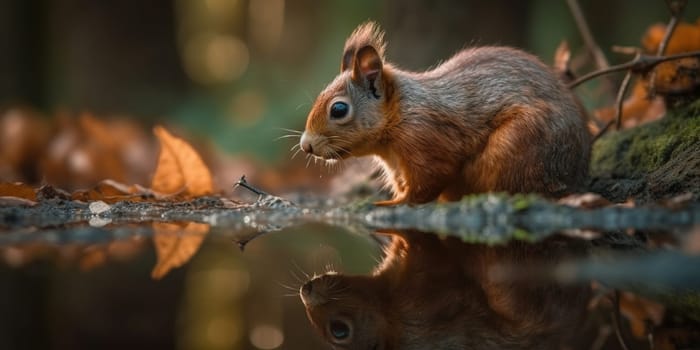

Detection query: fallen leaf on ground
xmin=151 ymin=126 xmax=213 ymax=197
xmin=594 ymin=82 xmax=666 ymax=129
xmin=0 ymin=182 xmax=37 ymax=202
xmin=71 ymin=179 xmax=152 ymax=203
xmin=0 ymin=108 xmax=50 ymax=184
xmin=642 ymin=19 xmax=700 ymax=94
xmin=151 ymin=222 xmax=210 ymax=279
xmin=595 ymin=18 xmax=700 ymax=129
xmin=35 ymin=185 xmax=71 ymax=201
xmin=557 ymin=192 xmax=611 ymax=209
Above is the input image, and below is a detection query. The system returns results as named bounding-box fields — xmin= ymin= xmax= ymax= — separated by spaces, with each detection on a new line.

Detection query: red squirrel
xmin=300 ymin=22 xmax=591 ymax=205
xmin=299 ymin=230 xmax=591 ymax=350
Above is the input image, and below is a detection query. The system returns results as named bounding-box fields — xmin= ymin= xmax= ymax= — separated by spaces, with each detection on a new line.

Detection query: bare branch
xmin=566 ymin=0 xmax=610 ymax=69
xmin=611 ymin=291 xmax=631 ymax=350
xmin=568 ymin=50 xmax=700 ymax=88
xmin=614 ymin=71 xmax=633 ymax=131
xmin=593 ymin=120 xmax=614 ymax=141
xmin=647 ymin=0 xmax=688 ymax=97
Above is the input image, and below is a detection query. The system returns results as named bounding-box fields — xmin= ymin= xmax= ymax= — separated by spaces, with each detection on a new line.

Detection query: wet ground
xmin=1 ymin=191 xmax=699 ymax=349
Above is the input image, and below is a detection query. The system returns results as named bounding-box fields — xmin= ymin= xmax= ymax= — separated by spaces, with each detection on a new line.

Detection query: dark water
xmin=1 ymin=196 xmax=699 ymax=349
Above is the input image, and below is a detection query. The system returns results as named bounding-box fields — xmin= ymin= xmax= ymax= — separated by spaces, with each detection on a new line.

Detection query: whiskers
xmin=277 ymin=281 xmax=302 ymax=298
xmin=277 ymin=259 xmax=350 ymax=300
xmin=274 ymin=127 xmax=303 ymax=142
xmin=290 ymin=143 xmax=303 ymax=160
xmin=315 ymin=136 xmax=354 ymax=174
xmin=295 ymin=101 xmax=310 ymax=111
xmin=277 ymin=260 xmax=312 ymax=298
xmin=275 ymin=128 xmax=354 ymax=175
xmin=275 ymin=127 xmax=305 ymax=160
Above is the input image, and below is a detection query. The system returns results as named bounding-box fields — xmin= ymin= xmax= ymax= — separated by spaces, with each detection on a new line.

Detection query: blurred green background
xmin=1 ymin=0 xmax=698 ymax=164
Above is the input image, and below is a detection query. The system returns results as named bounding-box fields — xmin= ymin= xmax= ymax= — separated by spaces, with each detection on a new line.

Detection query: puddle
xmin=1 ymin=195 xmax=700 ymax=349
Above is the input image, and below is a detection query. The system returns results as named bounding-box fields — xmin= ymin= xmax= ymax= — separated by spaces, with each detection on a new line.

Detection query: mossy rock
xmin=590 ymin=99 xmax=700 ymax=202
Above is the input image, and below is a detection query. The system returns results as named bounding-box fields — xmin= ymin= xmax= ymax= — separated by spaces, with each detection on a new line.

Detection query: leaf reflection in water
xmin=300 ymin=229 xmax=591 ymax=350
xmin=151 ymin=222 xmax=210 ymax=279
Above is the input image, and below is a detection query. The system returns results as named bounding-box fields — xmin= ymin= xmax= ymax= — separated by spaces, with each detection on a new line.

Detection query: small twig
xmin=233 ymin=175 xmax=269 ymax=196
xmin=568 ymin=50 xmax=700 ymax=88
xmin=233 ymin=231 xmax=271 ymax=251
xmin=658 ymin=1 xmax=686 ymax=55
xmin=614 ymin=70 xmax=633 ymax=131
xmin=566 ymin=0 xmax=609 ymax=70
xmin=611 ymin=290 xmax=632 ymax=350
xmin=645 ymin=319 xmax=655 ymax=350
xmin=565 ymin=0 xmax=618 ymax=112
xmin=590 ymin=325 xmax=613 ymax=350
xmin=593 ymin=120 xmax=615 ymax=141
xmin=647 ymin=0 xmax=687 ymax=98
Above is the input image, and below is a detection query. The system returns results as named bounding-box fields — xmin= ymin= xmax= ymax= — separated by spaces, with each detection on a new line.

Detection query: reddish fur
xmin=302 ymin=22 xmax=591 ymax=205
xmin=301 ymin=230 xmax=591 ymax=349
xmin=306 ymin=98 xmax=328 ymax=132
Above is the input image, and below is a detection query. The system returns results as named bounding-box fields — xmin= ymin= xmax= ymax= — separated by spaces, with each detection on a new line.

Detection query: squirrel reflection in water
xmin=299 ymin=230 xmax=591 ymax=350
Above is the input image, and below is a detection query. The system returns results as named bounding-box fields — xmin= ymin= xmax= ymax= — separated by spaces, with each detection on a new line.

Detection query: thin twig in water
xmin=590 ymin=325 xmax=613 ymax=350
xmin=611 ymin=290 xmax=631 ymax=350
xmin=646 ymin=319 xmax=655 ymax=350
xmin=647 ymin=0 xmax=687 ymax=98
xmin=233 ymin=175 xmax=269 ymax=196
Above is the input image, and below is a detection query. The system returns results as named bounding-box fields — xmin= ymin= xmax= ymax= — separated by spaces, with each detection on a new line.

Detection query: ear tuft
xmin=340 ymin=21 xmax=386 ymax=72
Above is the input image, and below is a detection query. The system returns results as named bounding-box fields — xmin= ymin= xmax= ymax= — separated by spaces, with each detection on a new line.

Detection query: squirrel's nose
xmin=300 ymin=133 xmax=314 ymax=154
xmin=301 ymin=281 xmax=313 ymax=296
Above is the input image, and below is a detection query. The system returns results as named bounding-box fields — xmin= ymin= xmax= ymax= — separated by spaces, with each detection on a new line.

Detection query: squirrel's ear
xmin=352 ymin=45 xmax=383 ymax=98
xmin=341 ymin=49 xmax=353 ymax=72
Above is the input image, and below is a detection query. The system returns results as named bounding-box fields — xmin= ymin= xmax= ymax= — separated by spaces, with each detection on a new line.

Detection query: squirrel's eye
xmin=329 ymin=101 xmax=349 ymax=119
xmin=328 ymin=319 xmax=351 ymax=341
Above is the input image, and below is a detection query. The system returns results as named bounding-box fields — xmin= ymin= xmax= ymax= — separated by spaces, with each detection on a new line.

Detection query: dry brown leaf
xmin=642 ymin=19 xmax=700 ymax=95
xmin=0 ymin=182 xmax=37 ymax=202
xmin=0 ymin=108 xmax=50 ymax=184
xmin=41 ymin=113 xmax=126 ymax=189
xmin=0 ymin=196 xmax=38 ymax=206
xmin=151 ymin=126 xmax=213 ymax=197
xmin=642 ymin=20 xmax=700 ymax=54
xmin=151 ymin=222 xmax=210 ymax=279
xmin=71 ymin=179 xmax=152 ymax=203
xmin=553 ymin=41 xmax=575 ymax=83
xmin=594 ymin=81 xmax=667 ymax=129
xmin=594 ymin=19 xmax=700 ymax=129
xmin=619 ymin=291 xmax=666 ymax=339
xmin=557 ymin=192 xmax=611 ymax=209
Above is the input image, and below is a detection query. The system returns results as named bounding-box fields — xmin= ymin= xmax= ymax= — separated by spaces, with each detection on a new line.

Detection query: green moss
xmin=657 ymin=292 xmax=700 ymax=322
xmin=512 ymin=228 xmax=534 ymax=241
xmin=676 ymin=293 xmax=700 ymax=322
xmin=591 ymin=99 xmax=700 ymax=178
xmin=511 ymin=194 xmax=541 ymax=211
